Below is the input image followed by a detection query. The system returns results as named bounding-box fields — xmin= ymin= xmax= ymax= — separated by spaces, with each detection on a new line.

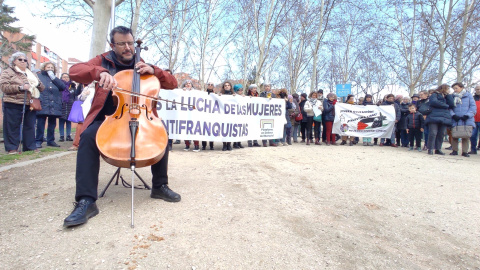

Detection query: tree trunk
xmin=89 ymin=0 xmax=113 ymax=58
xmin=131 ymin=0 xmax=143 ymax=36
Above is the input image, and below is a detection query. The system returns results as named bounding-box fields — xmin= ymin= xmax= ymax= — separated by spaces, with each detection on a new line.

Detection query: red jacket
xmin=69 ymin=51 xmax=178 ymax=129
xmin=474 ymin=94 xmax=480 ymax=123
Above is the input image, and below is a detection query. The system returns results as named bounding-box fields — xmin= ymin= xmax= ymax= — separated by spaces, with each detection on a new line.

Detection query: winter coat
xmin=36 ymin=70 xmax=65 ymax=116
xmin=425 ymin=92 xmax=454 ymax=126
xmin=416 ymin=98 xmax=431 ymax=116
xmin=450 ymin=91 xmax=476 ymax=127
xmin=381 ymin=100 xmax=401 ymax=122
xmin=69 ymin=51 xmax=177 ymax=129
xmin=397 ymin=102 xmax=410 ymax=130
xmin=323 ymin=99 xmax=335 ymax=122
xmin=61 ymin=82 xmax=83 ymax=120
xmin=406 ymin=112 xmax=424 ymax=129
xmin=285 ymin=101 xmax=292 ymax=128
xmin=0 ymin=67 xmax=45 ymax=105
xmin=362 ymin=100 xmax=374 ymax=105
xmin=474 ymin=94 xmax=480 ymax=123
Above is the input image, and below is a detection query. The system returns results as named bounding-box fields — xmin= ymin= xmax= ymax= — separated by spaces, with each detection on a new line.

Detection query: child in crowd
xmin=406 ymin=104 xmax=424 ymax=151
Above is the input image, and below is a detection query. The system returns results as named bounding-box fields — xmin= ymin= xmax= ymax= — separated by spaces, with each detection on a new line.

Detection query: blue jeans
xmin=470 ymin=122 xmax=480 ymax=152
xmin=292 ymin=124 xmax=299 ymax=142
xmin=36 ymin=115 xmax=57 ymax=145
xmin=58 ymin=118 xmax=72 ymax=137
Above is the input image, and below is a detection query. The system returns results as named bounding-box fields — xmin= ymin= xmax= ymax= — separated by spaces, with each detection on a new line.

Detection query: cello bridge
xmin=129 ymin=103 xmax=141 ymax=115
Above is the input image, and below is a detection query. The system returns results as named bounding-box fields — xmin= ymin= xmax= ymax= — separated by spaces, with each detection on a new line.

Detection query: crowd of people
xmin=1 ymin=54 xmax=479 ymax=158
xmin=175 ymin=82 xmax=479 ymax=158
xmin=0 ymin=52 xmax=89 ymax=154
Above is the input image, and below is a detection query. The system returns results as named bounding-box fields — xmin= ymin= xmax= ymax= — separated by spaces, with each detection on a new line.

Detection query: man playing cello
xmin=64 ymin=26 xmax=181 ymax=228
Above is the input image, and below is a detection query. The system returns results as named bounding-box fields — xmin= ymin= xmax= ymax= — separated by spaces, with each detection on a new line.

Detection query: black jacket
xmin=416 ymin=98 xmax=431 ymax=116
xmin=406 ymin=112 xmax=424 ymax=129
xmin=398 ymin=102 xmax=410 ymax=129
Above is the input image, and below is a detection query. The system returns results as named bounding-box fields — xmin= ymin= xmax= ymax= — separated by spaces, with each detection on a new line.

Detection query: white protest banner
xmin=332 ymin=103 xmax=396 ymax=138
xmin=156 ymin=89 xmax=286 ymax=142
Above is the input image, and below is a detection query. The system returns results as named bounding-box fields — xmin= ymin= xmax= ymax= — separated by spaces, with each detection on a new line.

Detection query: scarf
xmin=62 ymin=81 xmax=72 ymax=103
xmin=15 ymin=66 xmax=40 ymax=98
xmin=453 ymin=89 xmax=466 ymax=105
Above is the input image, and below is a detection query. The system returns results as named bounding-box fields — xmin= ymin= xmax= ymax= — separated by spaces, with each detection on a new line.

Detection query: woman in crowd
xmin=340 ymin=94 xmax=356 ymax=146
xmin=309 ymin=92 xmax=323 ymax=145
xmin=68 ymin=83 xmax=93 ymax=151
xmin=36 ymin=62 xmax=65 ymax=148
xmin=233 ymin=84 xmax=245 ymax=149
xmin=398 ymin=96 xmax=411 ymax=147
xmin=362 ymin=94 xmax=374 ymax=146
xmin=0 ymin=52 xmax=45 ymax=154
xmin=59 ymin=73 xmax=82 ymax=142
xmin=291 ymin=93 xmax=301 ymax=143
xmin=299 ymin=93 xmax=313 ymax=145
xmin=247 ymin=84 xmax=261 ymax=147
xmin=182 ymin=80 xmax=201 ymax=152
xmin=425 ymin=84 xmax=454 ymax=155
xmin=323 ymin=93 xmax=337 ymax=145
xmin=449 ymin=82 xmax=476 ymax=157
xmin=416 ymin=90 xmax=431 ymax=150
xmin=202 ymin=82 xmax=216 ymax=150
xmin=220 ymin=81 xmax=235 ymax=151
xmin=278 ymin=89 xmax=292 ymax=146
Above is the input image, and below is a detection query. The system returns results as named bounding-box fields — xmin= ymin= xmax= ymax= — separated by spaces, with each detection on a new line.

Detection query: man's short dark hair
xmin=386 ymin=94 xmax=395 ymax=99
xmin=451 ymin=82 xmax=464 ymax=89
xmin=408 ymin=104 xmax=416 ymax=108
xmin=110 ymin=26 xmax=133 ymax=44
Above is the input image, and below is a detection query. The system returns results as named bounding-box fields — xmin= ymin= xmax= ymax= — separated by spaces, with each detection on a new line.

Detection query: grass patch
xmin=0 ymin=147 xmax=67 ymax=166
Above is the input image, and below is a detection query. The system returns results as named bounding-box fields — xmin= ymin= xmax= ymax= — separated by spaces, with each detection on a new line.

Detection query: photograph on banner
xmin=156 ymin=89 xmax=286 ymax=142
xmin=332 ymin=103 xmax=396 ymax=138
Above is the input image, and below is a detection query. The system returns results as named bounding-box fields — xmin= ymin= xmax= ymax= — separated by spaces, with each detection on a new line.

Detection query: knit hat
xmin=248 ymin=84 xmax=258 ymax=90
xmin=365 ymin=94 xmax=372 ymax=99
xmin=301 ymin=93 xmax=307 ymax=99
xmin=233 ymin=84 xmax=243 ymax=92
xmin=411 ymin=94 xmax=419 ymax=99
xmin=317 ymin=89 xmax=324 ymax=94
xmin=288 ymin=94 xmax=293 ymax=99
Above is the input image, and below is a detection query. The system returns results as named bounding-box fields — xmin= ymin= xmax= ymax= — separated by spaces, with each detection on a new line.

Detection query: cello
xmin=96 ymin=40 xmax=168 ymax=169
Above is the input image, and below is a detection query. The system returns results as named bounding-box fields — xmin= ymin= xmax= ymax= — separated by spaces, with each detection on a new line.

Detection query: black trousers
xmin=75 ymin=120 xmax=169 ymax=202
xmin=3 ymin=102 xmax=37 ymax=152
xmin=408 ymin=128 xmax=422 ymax=147
xmin=313 ymin=120 xmax=322 ymax=140
xmin=300 ymin=117 xmax=313 ymax=140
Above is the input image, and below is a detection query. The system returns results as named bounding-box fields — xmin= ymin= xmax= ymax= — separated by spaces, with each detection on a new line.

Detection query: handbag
xmin=451 ymin=125 xmax=473 ymax=138
xmin=313 ymin=114 xmax=322 ymax=122
xmin=68 ymin=100 xmax=85 ymax=123
xmin=29 ymin=98 xmax=42 ymax=111
xmin=295 ymin=106 xmax=303 ymax=122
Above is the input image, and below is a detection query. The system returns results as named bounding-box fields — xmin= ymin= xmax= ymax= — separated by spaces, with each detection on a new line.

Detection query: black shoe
xmin=340 ymin=140 xmax=346 ymax=145
xmin=36 ymin=143 xmax=42 ymax=149
xmin=59 ymin=136 xmax=65 ymax=142
xmin=450 ymin=150 xmax=458 ymax=156
xmin=173 ymin=140 xmax=181 ymax=144
xmin=151 ymin=184 xmax=181 ymax=202
xmin=462 ymin=152 xmax=470 ymax=157
xmin=468 ymin=150 xmax=477 ymax=155
xmin=63 ymin=199 xmax=99 ymax=227
xmin=253 ymin=142 xmax=261 ymax=147
xmin=428 ymin=150 xmax=433 ymax=155
xmin=193 ymin=145 xmax=200 ymax=152
xmin=445 ymin=146 xmax=452 ymax=150
xmin=248 ymin=142 xmax=253 ymax=147
xmin=238 ymin=142 xmax=244 ymax=148
xmin=210 ymin=146 xmax=214 ymax=150
xmin=227 ymin=143 xmax=232 ymax=151
xmin=222 ymin=143 xmax=227 ymax=151
xmin=47 ymin=142 xmax=61 ymax=147
xmin=233 ymin=142 xmax=240 ymax=149
xmin=201 ymin=146 xmax=206 ymax=150
xmin=435 ymin=150 xmax=445 ymax=155
xmin=183 ymin=146 xmax=190 ymax=151
xmin=66 ymin=135 xmax=73 ymax=141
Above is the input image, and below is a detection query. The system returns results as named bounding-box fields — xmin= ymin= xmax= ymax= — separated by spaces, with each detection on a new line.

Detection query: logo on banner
xmin=333 ymin=104 xmax=395 ymax=138
xmin=260 ymin=119 xmax=274 ymax=138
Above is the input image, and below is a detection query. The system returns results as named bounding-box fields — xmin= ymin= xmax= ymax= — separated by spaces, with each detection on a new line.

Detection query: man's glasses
xmin=113 ymin=41 xmax=134 ymax=47
xmin=17 ymin=58 xmax=28 ymax=62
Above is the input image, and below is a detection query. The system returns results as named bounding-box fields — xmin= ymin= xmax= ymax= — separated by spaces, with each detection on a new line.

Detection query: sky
xmin=6 ymin=0 xmax=91 ymax=62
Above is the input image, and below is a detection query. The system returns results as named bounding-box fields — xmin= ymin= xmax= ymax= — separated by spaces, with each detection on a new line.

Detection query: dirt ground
xmin=0 ymin=141 xmax=479 ymax=269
